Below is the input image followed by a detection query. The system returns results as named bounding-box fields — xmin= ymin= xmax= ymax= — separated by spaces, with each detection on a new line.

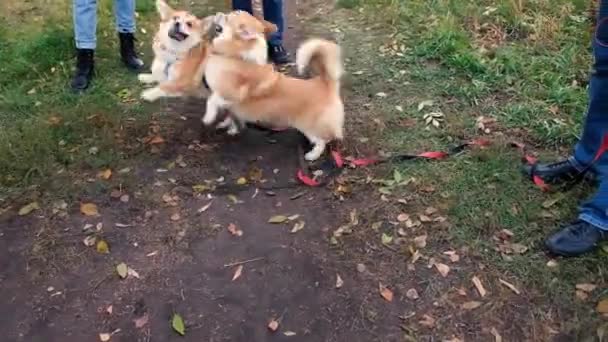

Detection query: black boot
xmin=545 ymin=220 xmax=608 ymax=257
xmin=522 ymin=159 xmax=589 ymax=185
xmin=268 ymin=43 xmax=290 ymax=64
xmin=70 ymin=49 xmax=95 ymax=92
xmin=118 ymin=32 xmax=144 ymax=71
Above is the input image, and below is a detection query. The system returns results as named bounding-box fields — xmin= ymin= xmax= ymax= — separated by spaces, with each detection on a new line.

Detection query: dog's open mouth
xmin=168 ymin=28 xmax=189 ymax=42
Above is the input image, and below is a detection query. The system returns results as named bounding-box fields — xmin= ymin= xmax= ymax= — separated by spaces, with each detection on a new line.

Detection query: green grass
xmin=334 ymin=0 xmax=607 ymax=337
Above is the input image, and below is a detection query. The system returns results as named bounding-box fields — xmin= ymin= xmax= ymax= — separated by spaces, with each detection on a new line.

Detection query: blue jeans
xmin=570 ymin=0 xmax=608 ymax=231
xmin=73 ymin=0 xmax=136 ymax=49
xmin=232 ymin=0 xmax=284 ymax=46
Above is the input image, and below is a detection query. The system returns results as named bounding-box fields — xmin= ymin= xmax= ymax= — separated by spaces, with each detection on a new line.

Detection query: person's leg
xmin=545 ymin=0 xmax=608 ymax=256
xmin=71 ymin=0 xmax=97 ymax=91
xmin=115 ymin=0 xmax=144 ymax=70
xmin=262 ymin=0 xmax=289 ymax=64
xmin=232 ymin=0 xmax=254 ymax=13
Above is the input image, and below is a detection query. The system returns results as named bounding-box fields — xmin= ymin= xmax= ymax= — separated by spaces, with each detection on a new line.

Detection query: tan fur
xmin=202 ymin=13 xmax=344 ymax=161
xmin=139 ymin=0 xmax=215 ymax=102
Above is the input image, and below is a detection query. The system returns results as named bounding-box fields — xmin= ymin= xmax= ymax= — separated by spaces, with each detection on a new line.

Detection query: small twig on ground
xmin=223 ymin=257 xmax=265 ymax=268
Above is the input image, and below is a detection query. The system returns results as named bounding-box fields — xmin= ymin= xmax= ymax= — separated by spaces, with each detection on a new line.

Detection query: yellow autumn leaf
xmin=98 ymin=169 xmax=112 ymax=180
xmin=80 ymin=203 xmax=99 ymax=216
xmin=96 ymin=240 xmax=110 ymax=254
xmin=18 ymin=202 xmax=40 ymax=216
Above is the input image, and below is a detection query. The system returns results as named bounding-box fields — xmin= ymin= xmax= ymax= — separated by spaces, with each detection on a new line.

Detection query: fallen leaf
xmin=283 ymin=331 xmax=297 ymax=336
xmin=472 ymin=276 xmax=487 ymax=297
xmin=336 ymin=274 xmax=344 ymax=289
xmin=119 ymin=194 xmax=129 ymax=203
xmin=133 ymin=313 xmax=149 ymax=328
xmin=356 ymin=263 xmax=366 ymax=273
xmin=96 ymin=240 xmax=110 ymax=254
xmin=268 ymin=319 xmax=279 ymax=332
xmin=419 ymin=214 xmax=432 ymax=223
xmin=413 ymin=235 xmax=427 ymax=248
xmin=227 ymin=223 xmax=243 ymax=237
xmin=376 ymin=92 xmax=388 ymax=98
xmin=172 ymin=313 xmax=186 ymax=335
xmin=510 ymin=243 xmax=528 ymax=254
xmin=170 ymin=213 xmax=181 ymax=221
xmin=461 ymin=301 xmax=482 ymax=310
xmin=381 ymin=233 xmax=393 ymax=245
xmin=397 ymin=213 xmax=409 ymax=222
xmin=379 ymin=283 xmax=393 ymax=302
xmin=435 ymin=263 xmax=450 ymax=277
xmin=99 ymin=333 xmax=111 ymax=341
xmin=148 ymin=136 xmax=165 ymax=145
xmin=576 ymin=290 xmax=589 ymax=301
xmin=490 ymin=327 xmax=503 ymax=342
xmin=83 ymin=235 xmax=97 ymax=247
xmin=443 ymin=250 xmax=460 ymax=262
xmin=231 ymin=265 xmax=243 ymax=281
xmin=546 ymin=260 xmax=559 ymax=268
xmin=197 ymin=202 xmax=212 ymax=213
xmin=499 ymin=278 xmax=520 ymax=295
xmin=268 ymin=215 xmax=288 ymax=224
xmin=81 ymin=203 xmax=99 ymax=216
xmin=419 ymin=314 xmax=435 ymax=328
xmin=598 ymin=299 xmax=608 ymax=313
xmin=127 ymin=267 xmax=140 ymax=279
xmin=47 ymin=115 xmax=62 ymax=126
xmin=116 ymin=263 xmax=128 ymax=279
xmin=406 ymin=288 xmax=419 ymax=300
xmin=236 ymin=177 xmax=247 ymax=185
xmin=418 ymin=100 xmax=434 ymax=111
xmin=576 ymin=283 xmax=597 ymax=293
xmin=106 ymin=305 xmax=113 ymax=315
xmin=424 ymin=207 xmax=438 ymax=215
xmin=291 ymin=221 xmax=305 ymax=233
xmin=18 ymin=202 xmax=40 ymax=216
xmin=371 ymin=221 xmax=383 ymax=231
xmin=98 ymin=169 xmax=112 ymax=180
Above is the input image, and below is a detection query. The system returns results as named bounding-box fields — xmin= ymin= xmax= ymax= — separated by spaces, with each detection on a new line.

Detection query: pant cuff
xmin=117 ymin=27 xmax=136 ymax=34
xmin=76 ymin=41 xmax=96 ymax=49
xmin=579 ymin=213 xmax=608 ymax=231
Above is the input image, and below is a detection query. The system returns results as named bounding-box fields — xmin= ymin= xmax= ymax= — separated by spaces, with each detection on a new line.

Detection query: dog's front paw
xmin=138 ymin=73 xmax=156 ymax=84
xmin=305 ymin=150 xmax=322 ymax=161
xmin=141 ymin=87 xmax=164 ymax=102
xmin=201 ymin=114 xmax=215 ymax=126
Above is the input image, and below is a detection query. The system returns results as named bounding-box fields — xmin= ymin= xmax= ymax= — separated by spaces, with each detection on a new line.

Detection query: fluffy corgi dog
xmin=202 ymin=14 xmax=344 ymax=161
xmin=139 ymin=0 xmax=216 ymax=101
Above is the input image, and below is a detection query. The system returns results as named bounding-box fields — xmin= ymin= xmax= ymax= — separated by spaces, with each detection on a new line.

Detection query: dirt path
xmin=0 ymin=2 xmax=408 ymax=342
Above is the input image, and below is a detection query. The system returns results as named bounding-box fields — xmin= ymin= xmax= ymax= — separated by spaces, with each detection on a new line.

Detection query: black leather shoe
xmin=545 ymin=220 xmax=607 ymax=257
xmin=119 ymin=32 xmax=144 ymax=71
xmin=268 ymin=43 xmax=289 ymax=64
xmin=522 ymin=159 xmax=584 ymax=185
xmin=70 ymin=49 xmax=95 ymax=92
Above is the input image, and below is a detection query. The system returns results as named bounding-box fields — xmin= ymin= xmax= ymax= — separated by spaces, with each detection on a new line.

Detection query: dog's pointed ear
xmin=259 ymin=19 xmax=278 ymax=37
xmin=156 ymin=0 xmax=174 ymax=21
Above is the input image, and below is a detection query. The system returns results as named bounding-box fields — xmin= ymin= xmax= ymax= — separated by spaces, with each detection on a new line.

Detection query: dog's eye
xmin=215 ymin=25 xmax=223 ymax=33
xmin=186 ymin=21 xmax=193 ymax=28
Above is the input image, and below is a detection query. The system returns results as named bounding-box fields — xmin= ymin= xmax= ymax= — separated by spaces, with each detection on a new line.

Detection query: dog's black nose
xmin=174 ymin=21 xmax=181 ymax=30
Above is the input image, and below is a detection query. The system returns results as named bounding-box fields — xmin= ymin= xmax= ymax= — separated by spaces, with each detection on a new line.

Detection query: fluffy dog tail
xmin=296 ymin=39 xmax=343 ymax=87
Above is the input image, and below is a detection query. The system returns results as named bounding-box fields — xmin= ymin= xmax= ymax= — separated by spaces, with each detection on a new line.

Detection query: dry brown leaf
xmin=457 ymin=287 xmax=467 ymax=296
xmin=336 ymin=274 xmax=344 ymax=289
xmin=576 ymin=283 xmax=597 ymax=293
xmin=148 ymin=136 xmax=165 ymax=144
xmin=597 ymin=299 xmax=608 ymax=313
xmin=461 ymin=301 xmax=482 ymax=310
xmin=397 ymin=213 xmax=409 ymax=222
xmin=472 ymin=276 xmax=487 ymax=297
xmin=98 ymin=169 xmax=112 ymax=180
xmin=133 ymin=313 xmax=149 ymax=328
xmin=18 ymin=202 xmax=40 ymax=216
xmin=406 ymin=288 xmax=419 ymax=300
xmin=435 ymin=263 xmax=450 ymax=277
xmin=576 ymin=290 xmax=589 ymax=301
xmin=490 ymin=327 xmax=503 ymax=342
xmin=499 ymin=278 xmax=521 ymax=295
xmin=443 ymin=250 xmax=460 ymax=262
xmin=413 ymin=235 xmax=427 ymax=248
xmin=379 ymin=283 xmax=394 ymax=302
xmin=232 ymin=265 xmax=243 ymax=281
xmin=227 ymin=223 xmax=243 ymax=237
xmin=419 ymin=314 xmax=435 ymax=328
xmin=80 ymin=203 xmax=99 ymax=216
xmin=268 ymin=319 xmax=279 ymax=332
xmin=419 ymin=214 xmax=432 ymax=223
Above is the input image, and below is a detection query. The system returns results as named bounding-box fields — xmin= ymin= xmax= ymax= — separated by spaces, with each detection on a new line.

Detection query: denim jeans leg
xmin=577 ymin=0 xmax=608 ymax=231
xmin=114 ymin=0 xmax=136 ymax=33
xmin=73 ymin=0 xmax=97 ymax=49
xmin=262 ymin=0 xmax=284 ymax=46
xmin=232 ymin=0 xmax=254 ymax=13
